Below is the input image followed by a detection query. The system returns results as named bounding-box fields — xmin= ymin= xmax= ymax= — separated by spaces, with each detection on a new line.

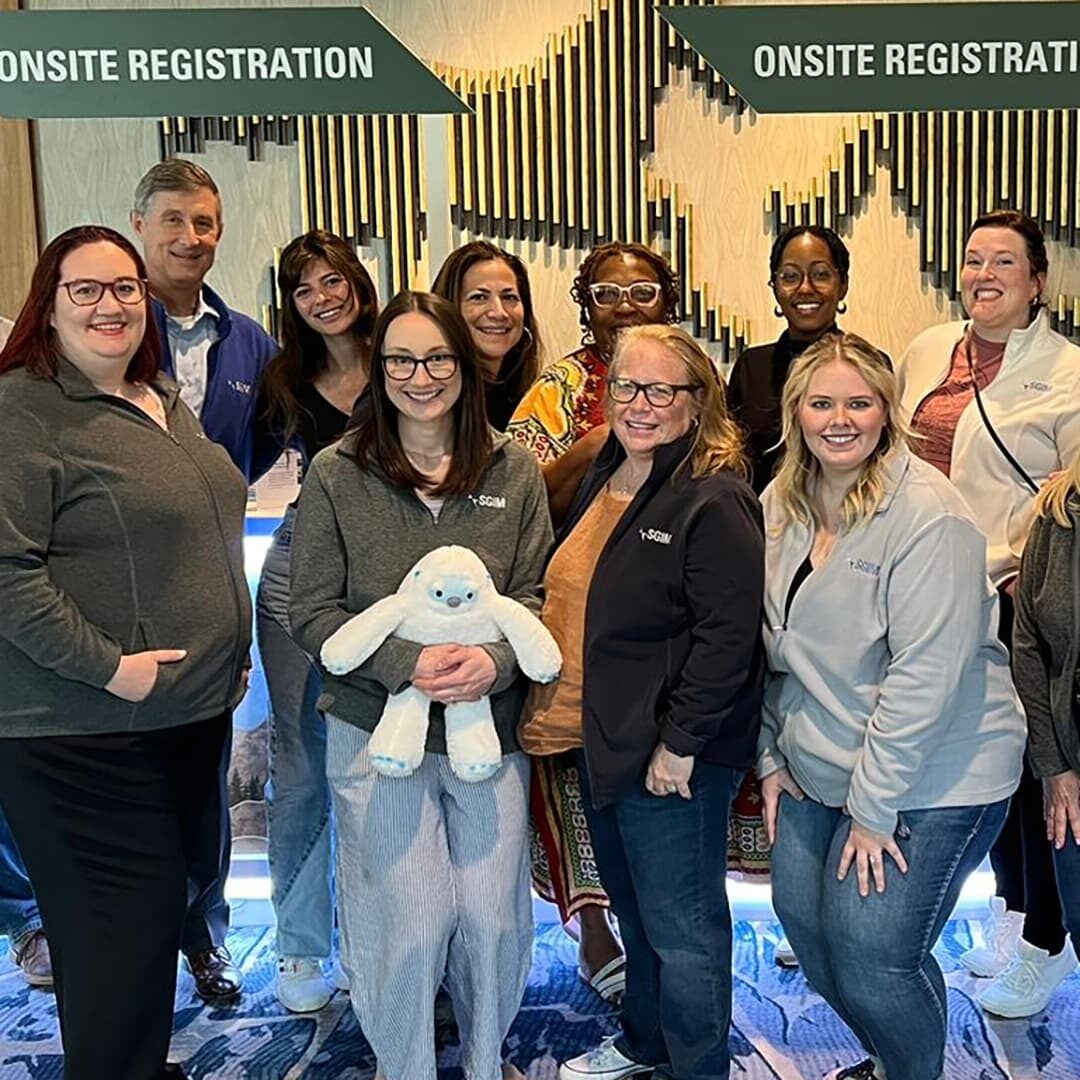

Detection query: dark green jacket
xmin=1014 ymin=499 xmax=1080 ymax=777
xmin=289 ymin=431 xmax=553 ymax=753
xmin=0 ymin=360 xmax=251 ymax=737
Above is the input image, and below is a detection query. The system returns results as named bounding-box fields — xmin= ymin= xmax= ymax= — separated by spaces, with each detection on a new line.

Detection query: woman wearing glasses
xmin=431 ymin=240 xmax=543 ymax=430
xmin=251 ymin=230 xmax=379 ymax=1012
xmin=507 ymin=242 xmax=679 ymax=1001
xmin=532 ymin=324 xmax=764 ymax=1080
xmin=288 ymin=291 xmax=551 ymax=1080
xmin=727 ymin=225 xmax=853 ymax=496
xmin=0 ymin=226 xmax=251 ymax=1080
xmin=898 ymin=210 xmax=1080 ymax=1018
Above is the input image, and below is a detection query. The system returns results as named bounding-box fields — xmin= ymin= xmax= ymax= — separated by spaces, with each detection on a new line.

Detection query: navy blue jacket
xmin=153 ymin=285 xmax=278 ymax=482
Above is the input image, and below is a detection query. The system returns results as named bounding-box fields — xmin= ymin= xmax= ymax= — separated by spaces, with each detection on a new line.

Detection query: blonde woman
xmin=1013 ymin=451 xmax=1080 ymax=1011
xmin=757 ymin=332 xmax=1026 ymax=1080
xmin=521 ymin=325 xmax=766 ymax=1080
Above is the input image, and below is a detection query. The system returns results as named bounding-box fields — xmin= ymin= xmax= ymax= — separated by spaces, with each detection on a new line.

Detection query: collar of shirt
xmin=165 ymin=292 xmax=220 ymax=336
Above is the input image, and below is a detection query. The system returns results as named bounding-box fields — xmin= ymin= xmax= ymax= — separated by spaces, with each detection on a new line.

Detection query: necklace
xmin=609 ymin=464 xmax=647 ymax=496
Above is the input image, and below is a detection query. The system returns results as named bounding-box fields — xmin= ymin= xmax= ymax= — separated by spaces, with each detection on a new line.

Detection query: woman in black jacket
xmin=522 ymin=324 xmax=765 ymax=1080
xmin=1013 ymin=450 xmax=1080 ymax=1004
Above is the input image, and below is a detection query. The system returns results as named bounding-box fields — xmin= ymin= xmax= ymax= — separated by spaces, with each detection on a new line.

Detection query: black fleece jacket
xmin=561 ymin=430 xmax=765 ymax=808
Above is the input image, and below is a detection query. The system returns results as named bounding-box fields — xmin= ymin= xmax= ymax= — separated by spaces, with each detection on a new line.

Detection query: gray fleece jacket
xmin=289 ymin=431 xmax=553 ymax=753
xmin=0 ymin=360 xmax=251 ymax=737
xmin=758 ymin=447 xmax=1026 ymax=836
xmin=1013 ymin=500 xmax=1080 ymax=778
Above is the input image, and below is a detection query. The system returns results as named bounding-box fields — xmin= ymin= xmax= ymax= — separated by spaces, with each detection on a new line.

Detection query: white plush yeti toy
xmin=321 ymin=545 xmax=561 ymax=782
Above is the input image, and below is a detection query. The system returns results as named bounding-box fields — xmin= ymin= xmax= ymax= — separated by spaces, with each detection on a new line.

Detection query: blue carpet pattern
xmin=2 ymin=920 xmax=1080 ymax=1078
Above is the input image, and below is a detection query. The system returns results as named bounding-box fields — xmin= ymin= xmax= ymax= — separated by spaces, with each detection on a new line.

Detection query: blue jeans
xmin=772 ymin=794 xmax=1008 ymax=1080
xmin=578 ymin=754 xmax=734 ymax=1080
xmin=0 ymin=803 xmax=40 ymax=942
xmin=1053 ymin=836 xmax=1080 ymax=948
xmin=257 ymin=508 xmax=335 ymax=959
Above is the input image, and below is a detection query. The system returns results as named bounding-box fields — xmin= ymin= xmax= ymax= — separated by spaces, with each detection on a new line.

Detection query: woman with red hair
xmin=0 ymin=226 xmax=251 ymax=1080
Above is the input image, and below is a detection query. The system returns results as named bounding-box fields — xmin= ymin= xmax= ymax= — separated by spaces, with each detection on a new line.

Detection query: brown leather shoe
xmin=184 ymin=945 xmax=242 ymax=1001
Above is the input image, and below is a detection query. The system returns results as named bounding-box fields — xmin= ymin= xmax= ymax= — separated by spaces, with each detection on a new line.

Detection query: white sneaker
xmin=977 ymin=936 xmax=1078 ymax=1018
xmin=276 ymin=957 xmax=333 ymax=1013
xmin=559 ymin=1035 xmax=655 ymax=1078
xmin=960 ymin=896 xmax=1024 ymax=978
xmin=775 ymin=936 xmax=799 ymax=968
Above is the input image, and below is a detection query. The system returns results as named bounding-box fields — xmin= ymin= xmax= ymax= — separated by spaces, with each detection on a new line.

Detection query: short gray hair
xmin=133 ymin=158 xmax=221 ymax=222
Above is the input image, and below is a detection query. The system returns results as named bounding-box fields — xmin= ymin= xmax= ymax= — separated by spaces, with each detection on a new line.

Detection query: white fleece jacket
xmin=757 ymin=448 xmax=1025 ymax=837
xmin=898 ymin=312 xmax=1080 ymax=586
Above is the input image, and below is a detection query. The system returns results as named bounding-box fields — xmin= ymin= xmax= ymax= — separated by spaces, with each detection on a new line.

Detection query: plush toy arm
xmin=321 ymin=595 xmax=406 ymax=675
xmin=488 ymin=594 xmax=562 ymax=684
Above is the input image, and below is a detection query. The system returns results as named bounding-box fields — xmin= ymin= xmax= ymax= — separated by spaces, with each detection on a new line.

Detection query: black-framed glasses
xmin=381 ymin=353 xmax=459 ymax=381
xmin=588 ymin=281 xmax=662 ymax=308
xmin=607 ymin=376 xmax=698 ymax=408
xmin=59 ymin=278 xmax=148 ymax=306
xmin=773 ymin=263 xmax=839 ymax=289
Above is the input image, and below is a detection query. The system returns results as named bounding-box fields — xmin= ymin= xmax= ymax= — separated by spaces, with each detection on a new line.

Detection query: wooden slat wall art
xmin=766 ymin=108 xmax=1080 ymax=341
xmin=159 ymin=0 xmax=1080 ymax=347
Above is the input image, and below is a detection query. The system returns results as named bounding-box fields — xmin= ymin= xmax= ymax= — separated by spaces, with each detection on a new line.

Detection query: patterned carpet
xmin=2 ymin=919 xmax=1080 ymax=1078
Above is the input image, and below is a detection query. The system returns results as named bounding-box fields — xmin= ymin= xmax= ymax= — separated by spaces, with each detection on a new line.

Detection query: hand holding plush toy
xmin=321 ymin=545 xmax=561 ymax=782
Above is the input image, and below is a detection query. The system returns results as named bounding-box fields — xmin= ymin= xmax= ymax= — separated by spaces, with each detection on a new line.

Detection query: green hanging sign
xmin=0 ymin=7 xmax=469 ymax=119
xmin=659 ymin=2 xmax=1080 ymax=113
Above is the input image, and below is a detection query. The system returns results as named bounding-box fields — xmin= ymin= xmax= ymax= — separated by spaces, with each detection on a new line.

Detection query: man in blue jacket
xmin=131 ymin=159 xmax=277 ymax=1001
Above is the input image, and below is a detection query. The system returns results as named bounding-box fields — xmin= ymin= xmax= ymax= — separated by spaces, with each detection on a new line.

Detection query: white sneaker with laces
xmin=276 ymin=956 xmax=334 ymax=1013
xmin=960 ymin=896 xmax=1024 ymax=978
xmin=977 ymin=935 xmax=1078 ymax=1018
xmin=559 ymin=1035 xmax=655 ymax=1078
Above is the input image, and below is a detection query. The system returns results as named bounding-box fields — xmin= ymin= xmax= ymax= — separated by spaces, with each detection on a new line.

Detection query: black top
xmin=727 ymin=330 xmax=824 ymax=495
xmin=292 ymin=381 xmax=353 ymax=467
xmin=560 ymin=430 xmax=766 ymax=808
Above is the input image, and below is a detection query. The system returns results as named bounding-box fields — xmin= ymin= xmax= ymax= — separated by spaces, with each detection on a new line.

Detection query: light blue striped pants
xmin=326 ymin=716 xmax=533 ymax=1080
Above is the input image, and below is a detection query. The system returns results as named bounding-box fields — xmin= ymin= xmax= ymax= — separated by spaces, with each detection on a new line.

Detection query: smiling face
xmin=49 ymin=241 xmax=147 ymax=384
xmin=609 ymin=336 xmax=698 ymax=463
xmin=772 ymin=233 xmax=848 ymax=341
xmin=588 ymin=252 xmax=666 ymax=358
xmin=381 ymin=310 xmax=462 ymax=425
xmin=799 ymin=358 xmax=886 ymax=483
xmin=458 ymin=258 xmax=525 ymax=372
xmin=292 ymin=256 xmax=359 ymax=339
xmin=131 ymin=187 xmax=222 ymax=297
xmin=961 ymin=226 xmax=1044 ymax=340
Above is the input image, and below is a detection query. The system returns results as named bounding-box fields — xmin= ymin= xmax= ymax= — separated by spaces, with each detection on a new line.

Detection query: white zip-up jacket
xmin=898 ymin=312 xmax=1080 ymax=586
xmin=757 ymin=448 xmax=1025 ymax=837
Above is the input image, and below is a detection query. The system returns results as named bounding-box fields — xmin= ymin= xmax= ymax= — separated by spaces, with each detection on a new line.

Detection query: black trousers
xmin=180 ymin=722 xmax=232 ymax=956
xmin=0 ymin=714 xmax=229 ymax=1080
xmin=992 ymin=588 xmax=1067 ymax=953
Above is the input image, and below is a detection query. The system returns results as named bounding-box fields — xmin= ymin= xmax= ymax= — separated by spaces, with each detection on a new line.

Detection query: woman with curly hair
xmin=507 ymin=242 xmax=678 ymax=1001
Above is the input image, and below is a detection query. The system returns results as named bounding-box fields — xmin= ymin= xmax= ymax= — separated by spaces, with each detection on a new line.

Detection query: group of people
xmin=0 ymin=152 xmax=1077 ymax=1080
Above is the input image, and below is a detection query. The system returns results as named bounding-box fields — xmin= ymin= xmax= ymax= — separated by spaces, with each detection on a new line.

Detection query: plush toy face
xmin=404 ymin=546 xmax=493 ymax=605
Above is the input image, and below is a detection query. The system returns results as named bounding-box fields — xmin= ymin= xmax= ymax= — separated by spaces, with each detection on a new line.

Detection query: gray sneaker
xmin=11 ymin=929 xmax=54 ymax=988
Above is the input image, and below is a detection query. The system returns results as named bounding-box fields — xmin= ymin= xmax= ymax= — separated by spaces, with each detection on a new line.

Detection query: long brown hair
xmin=431 ymin=240 xmax=542 ymax=410
xmin=0 ymin=225 xmax=160 ymax=383
xmin=347 ymin=291 xmax=493 ymax=496
xmin=261 ymin=230 xmax=379 ymax=445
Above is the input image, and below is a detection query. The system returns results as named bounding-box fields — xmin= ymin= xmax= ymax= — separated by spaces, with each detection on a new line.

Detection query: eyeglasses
xmin=774 ymin=263 xmax=840 ymax=289
xmin=59 ymin=278 xmax=148 ymax=306
xmin=607 ymin=377 xmax=698 ymax=408
xmin=588 ymin=281 xmax=663 ymax=308
xmin=381 ymin=353 xmax=459 ymax=381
